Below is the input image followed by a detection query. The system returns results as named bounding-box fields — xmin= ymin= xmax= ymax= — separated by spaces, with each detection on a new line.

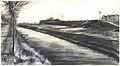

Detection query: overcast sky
xmin=17 ymin=0 xmax=119 ymax=23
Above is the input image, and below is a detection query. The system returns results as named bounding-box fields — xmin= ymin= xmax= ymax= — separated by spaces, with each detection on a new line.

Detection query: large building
xmin=102 ymin=14 xmax=119 ymax=25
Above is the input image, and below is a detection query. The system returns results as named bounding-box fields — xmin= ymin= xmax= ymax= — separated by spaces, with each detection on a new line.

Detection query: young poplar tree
xmin=2 ymin=1 xmax=30 ymax=54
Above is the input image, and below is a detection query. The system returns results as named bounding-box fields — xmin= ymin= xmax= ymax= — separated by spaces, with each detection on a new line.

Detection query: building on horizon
xmin=102 ymin=14 xmax=119 ymax=25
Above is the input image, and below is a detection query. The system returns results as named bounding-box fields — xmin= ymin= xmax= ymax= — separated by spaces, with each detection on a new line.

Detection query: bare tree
xmin=2 ymin=1 xmax=30 ymax=54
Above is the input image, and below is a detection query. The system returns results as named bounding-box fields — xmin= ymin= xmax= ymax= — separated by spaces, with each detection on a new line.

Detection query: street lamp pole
xmin=99 ymin=11 xmax=101 ymax=20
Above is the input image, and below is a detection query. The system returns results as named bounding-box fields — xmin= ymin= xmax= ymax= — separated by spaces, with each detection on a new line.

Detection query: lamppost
xmin=99 ymin=11 xmax=101 ymax=20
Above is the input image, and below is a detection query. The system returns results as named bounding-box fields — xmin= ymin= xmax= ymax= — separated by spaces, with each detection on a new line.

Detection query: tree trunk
xmin=8 ymin=1 xmax=16 ymax=54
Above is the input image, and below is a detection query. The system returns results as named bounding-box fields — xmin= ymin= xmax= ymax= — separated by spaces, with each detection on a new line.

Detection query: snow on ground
xmin=34 ymin=25 xmax=68 ymax=29
xmin=59 ymin=28 xmax=118 ymax=40
xmin=34 ymin=25 xmax=118 ymax=40
xmin=60 ymin=27 xmax=86 ymax=31
xmin=17 ymin=27 xmax=117 ymax=64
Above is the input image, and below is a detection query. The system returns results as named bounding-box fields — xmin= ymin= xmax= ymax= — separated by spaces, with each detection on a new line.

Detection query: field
xmin=18 ymin=20 xmax=119 ymax=61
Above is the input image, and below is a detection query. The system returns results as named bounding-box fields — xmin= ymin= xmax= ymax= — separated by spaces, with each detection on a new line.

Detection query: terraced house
xmin=102 ymin=14 xmax=119 ymax=25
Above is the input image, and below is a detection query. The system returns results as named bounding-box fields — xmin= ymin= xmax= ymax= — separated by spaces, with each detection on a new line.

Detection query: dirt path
xmin=17 ymin=27 xmax=117 ymax=65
